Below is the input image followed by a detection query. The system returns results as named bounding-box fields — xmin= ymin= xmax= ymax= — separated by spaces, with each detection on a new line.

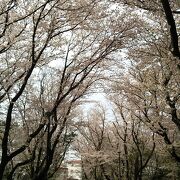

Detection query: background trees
xmin=74 ymin=103 xmax=173 ymax=180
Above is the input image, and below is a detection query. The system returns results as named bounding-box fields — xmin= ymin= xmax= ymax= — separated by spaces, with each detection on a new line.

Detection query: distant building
xmin=67 ymin=160 xmax=82 ymax=180
xmin=52 ymin=160 xmax=82 ymax=180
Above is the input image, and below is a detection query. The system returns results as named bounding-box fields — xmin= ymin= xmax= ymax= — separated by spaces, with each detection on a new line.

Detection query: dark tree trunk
xmin=0 ymin=160 xmax=8 ymax=180
xmin=33 ymin=173 xmax=48 ymax=180
xmin=134 ymin=155 xmax=139 ymax=180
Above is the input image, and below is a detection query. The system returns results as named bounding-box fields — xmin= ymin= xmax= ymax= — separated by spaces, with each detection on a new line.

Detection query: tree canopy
xmin=0 ymin=0 xmax=180 ymax=180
